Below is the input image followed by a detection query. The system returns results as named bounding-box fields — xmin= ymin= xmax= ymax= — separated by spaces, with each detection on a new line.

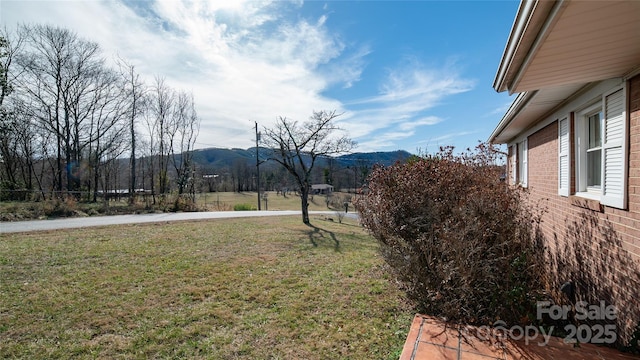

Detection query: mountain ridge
xmin=191 ymin=147 xmax=412 ymax=170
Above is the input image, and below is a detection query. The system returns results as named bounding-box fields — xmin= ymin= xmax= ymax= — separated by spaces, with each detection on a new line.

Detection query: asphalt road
xmin=0 ymin=210 xmax=358 ymax=234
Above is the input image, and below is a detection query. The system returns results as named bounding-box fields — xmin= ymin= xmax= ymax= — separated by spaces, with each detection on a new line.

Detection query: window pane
xmin=518 ymin=145 xmax=523 ymax=183
xmin=588 ymin=112 xmax=601 ymax=149
xmin=587 ymin=149 xmax=601 ymax=187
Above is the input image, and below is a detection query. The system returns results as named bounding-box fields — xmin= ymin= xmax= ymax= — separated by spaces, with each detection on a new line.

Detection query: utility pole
xmin=255 ymin=121 xmax=261 ymax=210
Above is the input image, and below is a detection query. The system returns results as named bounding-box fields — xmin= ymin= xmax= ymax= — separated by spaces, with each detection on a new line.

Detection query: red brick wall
xmin=525 ymin=76 xmax=640 ymax=258
xmin=527 ymin=122 xmax=562 ymax=253
xmin=521 ymin=75 xmax=640 ymax=346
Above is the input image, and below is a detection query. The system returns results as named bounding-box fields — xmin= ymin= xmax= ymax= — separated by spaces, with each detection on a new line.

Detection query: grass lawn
xmin=0 ymin=216 xmax=413 ymax=359
xmin=199 ymin=191 xmax=353 ymax=212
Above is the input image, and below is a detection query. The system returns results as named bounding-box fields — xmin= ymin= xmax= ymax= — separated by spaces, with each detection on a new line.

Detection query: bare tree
xmin=85 ymin=67 xmax=128 ymax=202
xmin=0 ymin=27 xmax=25 ymax=112
xmin=261 ymin=110 xmax=355 ymax=224
xmin=142 ymin=104 xmax=158 ymax=204
xmin=116 ymin=58 xmax=146 ymax=203
xmin=63 ymin=40 xmax=105 ymax=193
xmin=0 ymin=98 xmax=38 ymax=196
xmin=31 ymin=117 xmax=54 ymax=199
xmin=0 ymin=27 xmax=28 ymax=196
xmin=169 ymin=90 xmax=199 ymax=196
xmin=18 ymin=24 xmax=104 ymax=194
xmin=0 ymin=34 xmax=10 ymax=109
xmin=149 ymin=76 xmax=174 ymax=196
xmin=94 ymin=121 xmax=128 ymax=203
xmin=2 ymin=23 xmax=204 ymax=204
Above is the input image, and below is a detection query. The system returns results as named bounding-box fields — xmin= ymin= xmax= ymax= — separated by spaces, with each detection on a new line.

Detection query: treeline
xmin=195 ymin=151 xmax=375 ymax=194
xmin=0 ymin=24 xmax=200 ymax=202
xmin=1 ymin=24 xmax=405 ymax=205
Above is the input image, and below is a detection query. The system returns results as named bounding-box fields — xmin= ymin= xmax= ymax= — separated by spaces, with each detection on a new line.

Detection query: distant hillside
xmin=336 ymin=150 xmax=412 ymax=167
xmin=191 ymin=148 xmax=255 ymax=169
xmin=191 ymin=147 xmax=412 ymax=170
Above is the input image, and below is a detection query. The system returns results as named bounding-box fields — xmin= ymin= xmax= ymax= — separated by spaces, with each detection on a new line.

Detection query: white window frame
xmin=517 ymin=139 xmax=528 ymax=187
xmin=573 ymin=85 xmax=627 ymax=208
xmin=575 ymin=102 xmax=603 ymax=196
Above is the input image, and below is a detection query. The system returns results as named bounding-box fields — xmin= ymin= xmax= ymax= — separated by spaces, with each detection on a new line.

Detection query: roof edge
xmin=493 ymin=0 xmax=537 ymax=93
xmin=509 ymin=1 xmax=567 ymax=93
xmin=488 ymin=91 xmax=537 ymax=144
xmin=493 ymin=0 xmax=563 ymax=94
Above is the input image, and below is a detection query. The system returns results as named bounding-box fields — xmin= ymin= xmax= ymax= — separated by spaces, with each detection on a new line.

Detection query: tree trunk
xmin=56 ymin=124 xmax=62 ymax=193
xmin=129 ymin=88 xmax=137 ymax=205
xmin=149 ymin=156 xmax=156 ymax=205
xmin=300 ymin=186 xmax=310 ymax=225
xmin=130 ymin=134 xmax=136 ymax=204
xmin=92 ymin=145 xmax=99 ymax=203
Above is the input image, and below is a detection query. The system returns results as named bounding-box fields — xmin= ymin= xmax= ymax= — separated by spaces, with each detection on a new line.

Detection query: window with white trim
xmin=572 ymin=86 xmax=627 ymax=208
xmin=577 ymin=103 xmax=603 ymax=193
xmin=510 ymin=139 xmax=527 ymax=187
xmin=518 ymin=139 xmax=527 ymax=187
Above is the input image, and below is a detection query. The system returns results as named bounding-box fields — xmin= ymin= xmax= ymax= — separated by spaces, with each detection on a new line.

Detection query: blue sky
xmin=2 ymin=0 xmax=518 ymax=153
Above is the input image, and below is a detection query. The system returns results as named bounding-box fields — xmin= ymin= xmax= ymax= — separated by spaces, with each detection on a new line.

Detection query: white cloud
xmin=341 ymin=61 xmax=474 ymax=147
xmin=486 ymin=100 xmax=513 ymax=117
xmin=320 ymin=45 xmax=371 ymax=89
xmin=1 ymin=0 xmax=474 ymax=153
xmin=1 ymin=0 xmax=363 ymax=149
xmin=357 ymin=131 xmax=416 ymax=151
xmin=399 ymin=116 xmax=442 ymax=131
xmin=415 ymin=131 xmax=477 ymax=149
xmin=351 ymin=62 xmax=473 ymax=106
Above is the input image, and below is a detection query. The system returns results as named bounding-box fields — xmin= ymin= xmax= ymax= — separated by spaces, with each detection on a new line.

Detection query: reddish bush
xmin=354 ymin=144 xmax=545 ymax=326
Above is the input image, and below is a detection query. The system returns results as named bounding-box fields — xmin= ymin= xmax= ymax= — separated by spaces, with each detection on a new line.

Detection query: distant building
xmin=311 ymin=184 xmax=334 ymax=195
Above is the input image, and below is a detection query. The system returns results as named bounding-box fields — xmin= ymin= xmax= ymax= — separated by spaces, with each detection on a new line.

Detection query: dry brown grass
xmin=0 ymin=216 xmax=412 ymax=359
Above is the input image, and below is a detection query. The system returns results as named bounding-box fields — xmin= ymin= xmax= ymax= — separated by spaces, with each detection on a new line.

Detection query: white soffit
xmin=512 ymin=1 xmax=640 ymax=93
xmin=492 ymin=83 xmax=584 ymax=144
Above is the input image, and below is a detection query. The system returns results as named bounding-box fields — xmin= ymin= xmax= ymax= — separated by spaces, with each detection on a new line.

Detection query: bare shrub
xmin=172 ymin=194 xmax=199 ymax=212
xmin=42 ymin=196 xmax=78 ymax=218
xmin=328 ymin=193 xmax=352 ymax=211
xmin=354 ymin=144 xmax=545 ymax=326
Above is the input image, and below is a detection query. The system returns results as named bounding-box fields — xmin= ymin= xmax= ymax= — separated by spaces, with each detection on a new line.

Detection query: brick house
xmin=489 ymin=0 xmax=640 ymax=346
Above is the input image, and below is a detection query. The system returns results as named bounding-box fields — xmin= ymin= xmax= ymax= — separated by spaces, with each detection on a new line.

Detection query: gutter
xmin=493 ymin=0 xmax=537 ymax=93
xmin=493 ymin=0 xmax=564 ymax=94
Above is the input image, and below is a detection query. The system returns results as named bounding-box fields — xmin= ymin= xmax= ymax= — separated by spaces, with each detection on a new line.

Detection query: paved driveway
xmin=0 ymin=211 xmax=358 ymax=233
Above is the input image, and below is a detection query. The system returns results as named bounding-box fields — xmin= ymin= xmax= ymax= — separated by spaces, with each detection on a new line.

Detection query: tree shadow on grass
xmin=305 ymin=223 xmax=340 ymax=251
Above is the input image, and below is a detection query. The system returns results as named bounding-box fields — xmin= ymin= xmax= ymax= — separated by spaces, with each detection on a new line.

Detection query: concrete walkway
xmin=0 ymin=210 xmax=357 ymax=233
xmin=400 ymin=314 xmax=639 ymax=360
